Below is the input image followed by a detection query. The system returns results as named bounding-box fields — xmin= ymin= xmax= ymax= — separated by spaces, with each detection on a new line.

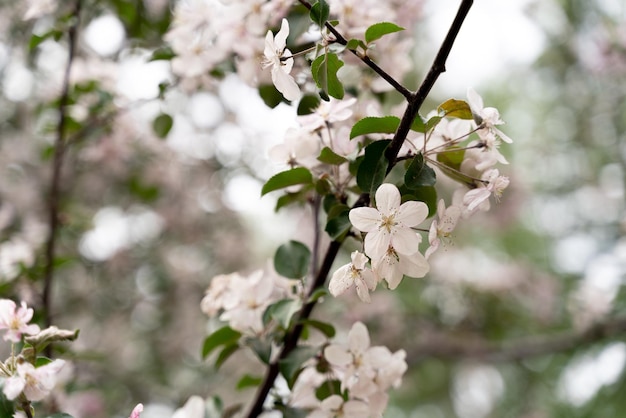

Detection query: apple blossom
xmin=268 ymin=128 xmax=320 ymax=169
xmin=329 ymin=251 xmax=377 ymax=303
xmin=349 ymin=183 xmax=428 ymax=262
xmin=463 ymin=168 xmax=510 ymax=212
xmin=3 ymin=359 xmax=65 ymax=401
xmin=262 ymin=18 xmax=301 ymax=101
xmin=298 ymin=97 xmax=358 ymax=131
xmin=372 ymin=243 xmax=429 ymax=289
xmin=425 ymin=200 xmax=462 ymax=259
xmin=467 ymin=87 xmax=513 ymax=144
xmin=0 ymin=299 xmax=40 ymax=342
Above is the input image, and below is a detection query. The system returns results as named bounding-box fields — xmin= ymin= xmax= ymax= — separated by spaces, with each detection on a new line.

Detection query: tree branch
xmin=297 ymin=0 xmax=413 ymax=100
xmin=245 ymin=3 xmax=474 ymax=416
xmin=406 ymin=317 xmax=626 ymax=364
xmin=42 ymin=0 xmax=82 ymax=329
xmin=385 ymin=0 xmax=473 ymax=166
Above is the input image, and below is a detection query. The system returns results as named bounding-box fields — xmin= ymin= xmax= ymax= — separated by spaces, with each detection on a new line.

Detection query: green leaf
xmin=236 ymin=374 xmax=263 ymax=390
xmin=248 ymin=338 xmax=272 ymax=364
xmin=324 ymin=208 xmax=351 ymax=240
xmin=279 ymin=345 xmax=321 ymax=386
xmin=365 ymin=22 xmax=405 ymax=44
xmin=404 ymin=153 xmax=436 ymax=188
xmin=297 ymin=94 xmax=321 ymax=115
xmin=202 ymin=326 xmax=241 ymax=359
xmin=357 ymin=140 xmax=391 ymax=195
xmin=350 ymin=116 xmax=400 ymax=139
xmin=215 ymin=343 xmax=239 ymax=369
xmin=261 ymin=167 xmax=313 ymax=196
xmin=425 ymin=115 xmax=443 ymax=131
xmin=400 ymin=185 xmax=437 ymax=217
xmin=437 ymin=99 xmax=473 ymax=119
xmin=311 ymin=52 xmax=345 ymax=100
xmin=150 ymin=46 xmax=176 ymax=61
xmin=346 ymin=38 xmax=368 ymax=51
xmin=309 ymin=0 xmax=330 ymax=27
xmin=315 ymin=379 xmax=343 ymax=400
xmin=308 ymin=287 xmax=329 ymax=303
xmin=274 ymin=240 xmax=311 ymax=278
xmin=152 ymin=113 xmax=173 ymax=138
xmin=264 ymin=298 xmax=303 ymax=329
xmin=437 ymin=146 xmax=466 ymax=172
xmin=301 ymin=319 xmax=336 ymax=338
xmin=317 ymin=147 xmax=348 ymax=165
xmin=411 ymin=114 xmax=426 ymax=133
xmin=259 ymin=84 xmax=284 ymax=108
xmin=275 ymin=189 xmax=310 ymax=212
xmin=44 ymin=415 xmax=74 ymax=418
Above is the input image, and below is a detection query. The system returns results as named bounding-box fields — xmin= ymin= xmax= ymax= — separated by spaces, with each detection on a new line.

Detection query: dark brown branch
xmin=42 ymin=0 xmax=82 ymax=329
xmin=297 ymin=0 xmax=413 ymax=100
xmin=245 ymin=3 xmax=474 ymax=416
xmin=385 ymin=0 xmax=473 ymax=166
xmin=407 ymin=317 xmax=626 ymax=364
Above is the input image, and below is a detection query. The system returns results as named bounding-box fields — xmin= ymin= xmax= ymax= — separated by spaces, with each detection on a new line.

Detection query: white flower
xmin=0 ymin=299 xmax=40 ymax=343
xmin=372 ymin=243 xmax=429 ymax=289
xmin=329 ymin=251 xmax=377 ymax=303
xmin=463 ymin=169 xmax=510 ymax=213
xmin=268 ymin=128 xmax=320 ymax=169
xmin=219 ymin=270 xmax=275 ymax=335
xmin=298 ymin=97 xmax=357 ymax=131
xmin=262 ymin=19 xmax=301 ymax=101
xmin=349 ymin=183 xmax=428 ymax=261
xmin=467 ymin=88 xmax=513 ymax=144
xmin=425 ymin=200 xmax=461 ymax=259
xmin=3 ymin=359 xmax=65 ymax=401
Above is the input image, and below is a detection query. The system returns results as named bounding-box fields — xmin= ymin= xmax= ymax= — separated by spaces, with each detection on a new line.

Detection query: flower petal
xmin=364 ymin=230 xmax=390 ymax=261
xmin=391 ymin=229 xmax=422 ymax=256
xmin=349 ymin=207 xmax=380 ymax=232
xmin=400 ymin=251 xmax=430 ymax=279
xmin=396 ymin=200 xmax=428 ymax=227
xmin=375 ymin=183 xmax=400 ymax=215
xmin=348 ymin=322 xmax=370 ymax=353
xmin=271 ymin=67 xmax=300 ymax=102
xmin=329 ymin=264 xmax=353 ymax=297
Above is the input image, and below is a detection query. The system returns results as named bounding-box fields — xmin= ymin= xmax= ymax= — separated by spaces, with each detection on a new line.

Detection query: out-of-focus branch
xmin=42 ymin=0 xmax=82 ymax=329
xmin=406 ymin=316 xmax=626 ymax=364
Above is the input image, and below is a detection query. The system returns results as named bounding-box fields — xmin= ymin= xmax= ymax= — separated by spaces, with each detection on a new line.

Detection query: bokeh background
xmin=0 ymin=0 xmax=624 ymax=417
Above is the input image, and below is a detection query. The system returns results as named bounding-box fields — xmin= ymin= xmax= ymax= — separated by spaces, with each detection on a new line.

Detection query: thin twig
xmin=245 ymin=2 xmax=474 ymax=416
xmin=42 ymin=0 xmax=82 ymax=329
xmin=297 ymin=0 xmax=413 ymax=100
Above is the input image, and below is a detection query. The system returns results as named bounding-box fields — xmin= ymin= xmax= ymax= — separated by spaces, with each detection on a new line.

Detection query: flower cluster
xmin=330 ymin=183 xmax=430 ymax=302
xmin=290 ymin=322 xmax=407 ymax=418
xmin=201 ymin=265 xmax=301 ymax=335
xmin=0 ymin=299 xmax=68 ymax=405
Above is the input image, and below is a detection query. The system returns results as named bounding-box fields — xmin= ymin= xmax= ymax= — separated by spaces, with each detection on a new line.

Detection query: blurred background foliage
xmin=0 ymin=0 xmax=624 ymax=417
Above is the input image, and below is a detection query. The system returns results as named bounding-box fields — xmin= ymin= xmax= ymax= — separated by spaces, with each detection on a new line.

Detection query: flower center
xmin=379 ymin=213 xmax=397 ymax=233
